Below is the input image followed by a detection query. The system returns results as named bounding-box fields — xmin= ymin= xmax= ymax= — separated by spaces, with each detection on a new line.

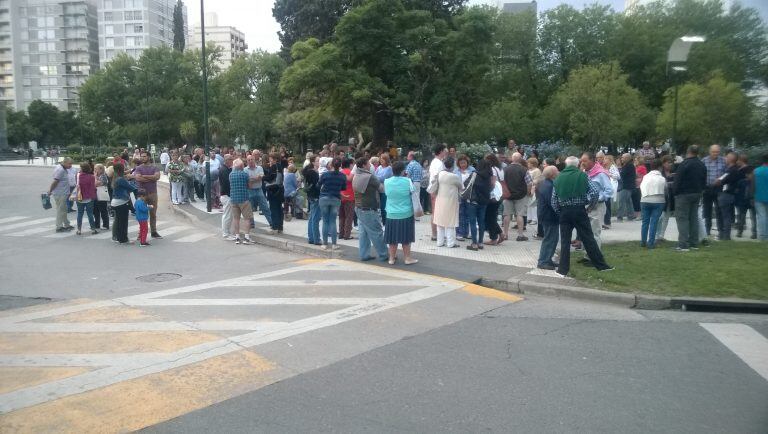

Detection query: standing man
xmin=551 ymin=157 xmax=613 ymax=276
xmin=536 ymin=166 xmax=560 ymax=270
xmin=714 ymin=152 xmax=743 ymax=241
xmin=246 ymin=154 xmax=272 ymax=228
xmin=27 ymin=147 xmax=34 ymax=164
xmin=133 ymin=151 xmax=163 ymax=239
xmin=581 ymin=152 xmax=613 ymax=262
xmin=673 ymin=145 xmax=707 ymax=251
xmin=616 ymin=153 xmax=636 ymax=221
xmin=219 ymin=154 xmax=234 ymax=239
xmin=405 ymin=151 xmax=423 ymax=185
xmin=428 ymin=143 xmax=447 ymax=240
xmin=47 ymin=157 xmax=74 ymax=232
xmin=754 ymin=153 xmax=768 ymax=241
xmin=502 ymin=152 xmax=532 ymax=242
xmin=637 ymin=141 xmax=656 ymax=165
xmin=159 ymin=148 xmax=170 ymax=173
xmin=701 ymin=144 xmax=726 ymax=237
xmin=228 ymin=158 xmax=253 ymax=245
xmin=352 ymin=156 xmax=388 ymax=262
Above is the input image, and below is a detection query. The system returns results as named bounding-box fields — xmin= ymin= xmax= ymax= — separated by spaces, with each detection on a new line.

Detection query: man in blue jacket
xmin=536 ymin=166 xmax=560 ymax=270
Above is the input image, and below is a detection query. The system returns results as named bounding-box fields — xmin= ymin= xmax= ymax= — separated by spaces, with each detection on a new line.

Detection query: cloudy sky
xmin=185 ymin=0 xmax=767 ymax=53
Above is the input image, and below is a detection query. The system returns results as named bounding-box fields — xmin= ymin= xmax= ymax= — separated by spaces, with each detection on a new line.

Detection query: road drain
xmin=136 ymin=273 xmax=182 ymax=283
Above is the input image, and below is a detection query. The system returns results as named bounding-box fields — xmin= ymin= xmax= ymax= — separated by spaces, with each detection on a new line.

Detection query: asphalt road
xmin=1 ymin=166 xmax=766 ymax=433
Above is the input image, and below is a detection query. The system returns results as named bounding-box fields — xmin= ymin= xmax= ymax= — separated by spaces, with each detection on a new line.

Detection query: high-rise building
xmin=98 ymin=0 xmax=187 ymax=67
xmin=500 ymin=1 xmax=537 ymax=15
xmin=0 ymin=0 xmax=99 ymax=112
xmin=625 ymin=0 xmax=735 ymax=14
xmin=187 ymin=12 xmax=246 ymax=70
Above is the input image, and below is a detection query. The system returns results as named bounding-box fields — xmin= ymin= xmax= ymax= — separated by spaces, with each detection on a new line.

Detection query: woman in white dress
xmin=433 ymin=157 xmax=463 ymax=248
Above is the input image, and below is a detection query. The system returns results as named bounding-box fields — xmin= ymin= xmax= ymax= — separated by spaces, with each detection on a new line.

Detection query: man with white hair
xmin=551 ymin=156 xmax=613 ymax=276
xmin=228 ymin=158 xmax=253 ymax=244
xmin=702 ymin=144 xmax=726 ymax=237
xmin=637 ymin=141 xmax=656 ymax=163
xmin=536 ymin=165 xmax=560 ymax=270
xmin=502 ymin=152 xmax=533 ymax=241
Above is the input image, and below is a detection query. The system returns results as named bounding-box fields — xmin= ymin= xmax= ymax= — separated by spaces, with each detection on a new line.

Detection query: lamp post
xmin=667 ymin=36 xmax=706 ymax=153
xmin=72 ymin=90 xmax=84 ymax=156
xmin=130 ymin=65 xmax=151 ymax=161
xmin=201 ymin=0 xmax=212 ymax=212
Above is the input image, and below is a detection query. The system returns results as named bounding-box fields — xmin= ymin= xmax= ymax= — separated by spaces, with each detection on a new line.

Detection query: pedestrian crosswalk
xmin=0 ymin=215 xmax=214 ymax=244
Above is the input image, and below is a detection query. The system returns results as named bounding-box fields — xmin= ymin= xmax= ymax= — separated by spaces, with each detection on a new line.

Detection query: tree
xmin=656 ymin=72 xmax=753 ymax=149
xmin=179 ymin=120 xmax=197 ymax=145
xmin=552 ymin=62 xmax=652 ymax=150
xmin=173 ymin=0 xmax=185 ymax=52
xmin=272 ymin=0 xmax=363 ymax=59
xmin=26 ymin=100 xmax=77 ymax=147
xmin=5 ymin=108 xmax=38 ymax=147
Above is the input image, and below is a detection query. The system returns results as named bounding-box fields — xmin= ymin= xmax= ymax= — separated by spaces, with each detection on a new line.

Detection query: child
xmin=134 ymin=189 xmax=153 ymax=246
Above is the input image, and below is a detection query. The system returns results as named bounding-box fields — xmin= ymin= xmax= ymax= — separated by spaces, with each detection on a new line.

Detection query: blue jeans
xmin=319 ymin=196 xmax=341 ymax=245
xmin=641 ymin=202 xmax=664 ymax=247
xmin=537 ymin=221 xmax=559 ymax=267
xmin=248 ymin=189 xmax=272 ymax=226
xmin=458 ymin=200 xmax=469 ymax=238
xmin=466 ymin=202 xmax=487 ymax=245
xmin=76 ymin=200 xmax=96 ymax=230
xmin=756 ymin=201 xmax=768 ymax=240
xmin=307 ymin=198 xmax=321 ymax=244
xmin=356 ymin=208 xmax=388 ymax=261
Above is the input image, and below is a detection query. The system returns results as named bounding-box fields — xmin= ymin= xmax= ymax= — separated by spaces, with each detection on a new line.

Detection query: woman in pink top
xmin=75 ymin=162 xmax=99 ymax=235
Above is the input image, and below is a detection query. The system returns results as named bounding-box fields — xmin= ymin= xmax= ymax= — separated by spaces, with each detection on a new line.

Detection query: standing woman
xmin=302 ymin=155 xmax=321 ymax=245
xmin=656 ymin=155 xmax=675 ymax=241
xmin=263 ymin=153 xmax=284 ymax=234
xmin=603 ymin=155 xmax=620 ymax=229
xmin=384 ymin=161 xmax=418 ymax=265
xmin=318 ymin=158 xmax=346 ymax=250
xmin=167 ymin=151 xmax=184 ymax=205
xmin=466 ymin=158 xmax=492 ymax=250
xmin=74 ymin=162 xmax=98 ymax=235
xmin=484 ymin=154 xmax=504 ymax=246
xmin=111 ymin=164 xmax=137 ymax=244
xmin=633 ymin=155 xmax=647 ymax=219
xmin=93 ymin=163 xmax=110 ymax=231
xmin=456 ymin=155 xmax=474 ymax=241
xmin=338 ymin=158 xmax=355 ymax=240
xmin=375 ymin=154 xmax=393 ymax=222
xmin=526 ymin=157 xmax=541 ymax=226
xmin=433 ymin=157 xmax=462 ymax=248
xmin=420 ymin=159 xmax=431 ymax=215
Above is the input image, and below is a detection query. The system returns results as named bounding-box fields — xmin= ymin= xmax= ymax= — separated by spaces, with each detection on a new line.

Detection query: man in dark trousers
xmin=552 ymin=156 xmax=613 ymax=276
xmin=616 ymin=153 xmax=636 ymax=221
xmin=673 ymin=145 xmax=707 ymax=251
xmin=536 ymin=165 xmax=560 ymax=270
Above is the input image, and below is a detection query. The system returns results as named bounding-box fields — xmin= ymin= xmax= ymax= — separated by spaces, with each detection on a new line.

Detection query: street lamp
xmin=200 ymin=0 xmax=212 ymax=212
xmin=667 ymin=35 xmax=706 ymax=153
xmin=72 ymin=90 xmax=84 ymax=157
xmin=130 ymin=65 xmax=151 ymax=161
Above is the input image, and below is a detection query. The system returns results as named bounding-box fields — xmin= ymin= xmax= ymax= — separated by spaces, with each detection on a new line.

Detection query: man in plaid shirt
xmin=701 ymin=144 xmax=727 ymax=236
xmin=228 ymin=158 xmax=254 ymax=245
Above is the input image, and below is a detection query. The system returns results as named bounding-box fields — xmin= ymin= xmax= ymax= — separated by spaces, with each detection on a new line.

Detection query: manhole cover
xmin=136 ymin=273 xmax=182 ymax=283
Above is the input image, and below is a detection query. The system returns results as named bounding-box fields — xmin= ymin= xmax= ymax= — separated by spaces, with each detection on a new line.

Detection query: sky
xmin=185 ymin=0 xmax=767 ymax=53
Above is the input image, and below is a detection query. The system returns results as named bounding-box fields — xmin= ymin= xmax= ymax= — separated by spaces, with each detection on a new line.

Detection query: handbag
xmin=491 ymin=180 xmax=503 ymax=202
xmin=460 ymin=172 xmax=476 ymax=201
xmin=41 ymin=193 xmax=52 ymax=210
xmin=70 ymin=173 xmax=82 ymax=202
xmin=96 ymin=185 xmax=110 ymax=201
xmin=411 ymin=181 xmax=424 ymax=218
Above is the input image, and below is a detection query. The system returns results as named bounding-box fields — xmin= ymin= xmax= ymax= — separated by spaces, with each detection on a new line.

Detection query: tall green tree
xmin=173 ymin=0 xmax=185 ymax=52
xmin=552 ymin=62 xmax=653 ymax=150
xmin=272 ymin=0 xmax=362 ymax=59
xmin=5 ymin=108 xmax=38 ymax=147
xmin=656 ymin=72 xmax=753 ymax=149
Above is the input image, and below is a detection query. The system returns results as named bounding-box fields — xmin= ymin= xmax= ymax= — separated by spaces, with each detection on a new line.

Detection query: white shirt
xmin=428 ymin=157 xmax=444 ymax=192
xmin=160 ymin=152 xmax=170 ymax=165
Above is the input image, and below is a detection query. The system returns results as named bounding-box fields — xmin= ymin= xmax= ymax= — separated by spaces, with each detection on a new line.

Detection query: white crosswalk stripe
xmin=7 ymin=226 xmax=55 ymax=236
xmin=701 ymin=323 xmax=768 ymax=382
xmin=0 ymin=216 xmax=26 ymax=224
xmin=0 ymin=217 xmax=54 ymax=232
xmin=173 ymin=232 xmax=214 ymax=243
xmin=152 ymin=225 xmax=192 ymax=237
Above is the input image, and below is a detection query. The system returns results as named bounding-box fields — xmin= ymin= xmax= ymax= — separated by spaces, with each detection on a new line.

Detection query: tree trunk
xmin=372 ymin=109 xmax=393 ymax=153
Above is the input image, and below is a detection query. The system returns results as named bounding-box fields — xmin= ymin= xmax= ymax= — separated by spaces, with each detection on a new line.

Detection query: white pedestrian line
xmin=129 ymin=297 xmax=389 ymax=306
xmin=88 ymin=220 xmax=171 ymax=239
xmin=0 ymin=216 xmax=27 ymax=224
xmin=0 ymin=260 xmax=463 ymax=413
xmin=173 ymin=232 xmax=214 ymax=243
xmin=700 ymin=323 xmax=768 ymax=382
xmin=0 ymin=217 xmax=54 ymax=232
xmin=153 ymin=225 xmax=192 ymax=237
xmin=7 ymin=226 xmax=55 ymax=236
xmin=0 ymin=321 xmax=289 ymax=333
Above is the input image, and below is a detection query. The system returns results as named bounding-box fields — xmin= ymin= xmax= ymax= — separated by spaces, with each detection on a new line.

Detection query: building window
xmin=104 ymin=12 xmax=113 ymax=21
xmin=45 ymin=42 xmax=56 ymax=51
xmin=133 ymin=24 xmax=143 ymax=33
xmin=124 ymin=10 xmax=142 ymax=21
xmin=105 ymin=25 xmax=114 ymax=35
xmin=104 ymin=0 xmax=112 ymax=8
xmin=39 ymin=65 xmax=57 ymax=75
xmin=124 ymin=0 xmax=141 ymax=8
xmin=105 ymin=37 xmax=114 ymax=48
xmin=23 ymin=90 xmax=32 ymax=100
xmin=46 ymin=16 xmax=54 ymax=27
xmin=125 ymin=36 xmax=143 ymax=47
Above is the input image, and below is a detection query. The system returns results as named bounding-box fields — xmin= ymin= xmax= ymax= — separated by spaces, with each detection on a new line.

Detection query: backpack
xmin=460 ymin=172 xmax=476 ymax=201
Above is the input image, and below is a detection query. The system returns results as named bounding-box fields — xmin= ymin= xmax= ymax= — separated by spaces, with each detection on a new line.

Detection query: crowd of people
xmin=45 ymin=139 xmax=768 ymax=273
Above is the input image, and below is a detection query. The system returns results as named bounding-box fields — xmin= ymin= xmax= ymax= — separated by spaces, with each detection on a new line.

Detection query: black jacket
xmin=619 ymin=162 xmax=636 ymax=190
xmin=536 ymin=179 xmax=559 ymax=224
xmin=673 ymin=157 xmax=707 ymax=195
xmin=219 ymin=165 xmax=231 ymax=196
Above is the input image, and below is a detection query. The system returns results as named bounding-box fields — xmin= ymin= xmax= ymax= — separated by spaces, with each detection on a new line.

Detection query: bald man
xmin=702 ymin=144 xmax=726 ymax=236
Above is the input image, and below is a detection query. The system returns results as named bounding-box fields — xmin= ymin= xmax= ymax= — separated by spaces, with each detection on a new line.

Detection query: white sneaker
xmin=331 ymin=244 xmax=341 ymax=250
xmin=225 ymin=235 xmax=237 ymax=241
xmin=320 ymin=244 xmax=329 ymax=250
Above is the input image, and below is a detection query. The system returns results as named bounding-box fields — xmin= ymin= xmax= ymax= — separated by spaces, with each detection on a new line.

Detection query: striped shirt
xmin=551 ymin=180 xmax=600 ymax=214
xmin=702 ymin=156 xmax=726 ymax=186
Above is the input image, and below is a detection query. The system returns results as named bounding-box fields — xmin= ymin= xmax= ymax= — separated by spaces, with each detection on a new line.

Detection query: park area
xmin=569 ymin=241 xmax=768 ymax=300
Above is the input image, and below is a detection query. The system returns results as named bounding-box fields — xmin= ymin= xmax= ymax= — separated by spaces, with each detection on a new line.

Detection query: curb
xmin=163 ymin=188 xmax=342 ymax=260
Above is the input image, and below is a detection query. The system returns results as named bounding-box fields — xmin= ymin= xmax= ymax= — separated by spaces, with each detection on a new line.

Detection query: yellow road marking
xmin=0 ymin=367 xmax=92 ymax=395
xmin=0 ymin=350 xmax=276 ymax=433
xmin=0 ymin=331 xmax=221 ymax=354
xmin=294 ymin=258 xmax=329 ymax=265
xmin=460 ymin=283 xmax=523 ymax=302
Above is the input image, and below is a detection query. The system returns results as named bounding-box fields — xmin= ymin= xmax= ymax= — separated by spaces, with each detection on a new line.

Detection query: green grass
xmin=567 ymin=241 xmax=768 ymax=300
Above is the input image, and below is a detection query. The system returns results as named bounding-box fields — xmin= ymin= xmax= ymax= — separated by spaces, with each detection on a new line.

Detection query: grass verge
xmin=567 ymin=241 xmax=768 ymax=300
